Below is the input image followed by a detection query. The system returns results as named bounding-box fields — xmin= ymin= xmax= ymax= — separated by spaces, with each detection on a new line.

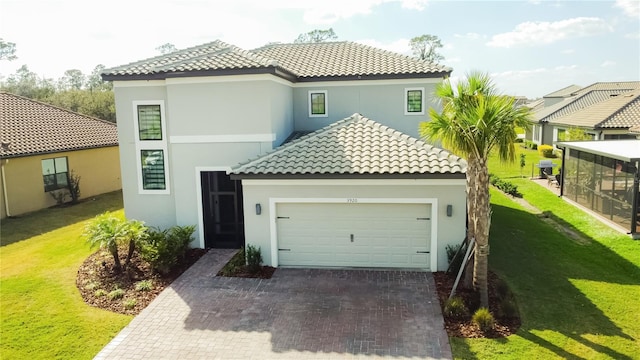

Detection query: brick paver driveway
xmin=95 ymin=249 xmax=452 ymax=360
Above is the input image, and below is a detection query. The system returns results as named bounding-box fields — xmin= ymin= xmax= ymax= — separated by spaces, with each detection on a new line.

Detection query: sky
xmin=0 ymin=0 xmax=638 ymax=98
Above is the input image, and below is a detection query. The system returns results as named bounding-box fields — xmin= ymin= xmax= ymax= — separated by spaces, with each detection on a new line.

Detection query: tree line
xmin=0 ymin=31 xmax=444 ymax=123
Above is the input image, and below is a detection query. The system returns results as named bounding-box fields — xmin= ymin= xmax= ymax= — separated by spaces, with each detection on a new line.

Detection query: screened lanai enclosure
xmin=557 ymin=140 xmax=640 ymax=238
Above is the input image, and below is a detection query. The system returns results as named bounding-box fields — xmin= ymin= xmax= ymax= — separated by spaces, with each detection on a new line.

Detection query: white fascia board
xmin=170 ymin=134 xmax=276 ymax=144
xmin=113 ymin=80 xmax=166 ymax=88
xmin=241 ymin=179 xmax=466 ymax=186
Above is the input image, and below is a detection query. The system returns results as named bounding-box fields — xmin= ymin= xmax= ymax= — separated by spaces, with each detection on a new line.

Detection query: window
xmin=405 ymin=87 xmax=425 ymax=115
xmin=133 ymin=101 xmax=169 ymax=194
xmin=308 ymin=90 xmax=328 ymax=117
xmin=42 ymin=157 xmax=68 ymax=192
xmin=533 ymin=125 xmax=540 ymax=142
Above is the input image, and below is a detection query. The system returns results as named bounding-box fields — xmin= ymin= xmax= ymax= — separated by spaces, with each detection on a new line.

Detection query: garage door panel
xmin=276 ymin=203 xmax=431 ymax=269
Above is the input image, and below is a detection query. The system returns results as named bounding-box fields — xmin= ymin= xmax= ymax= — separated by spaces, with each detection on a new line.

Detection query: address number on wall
xmin=346 ymin=198 xmax=358 ymax=203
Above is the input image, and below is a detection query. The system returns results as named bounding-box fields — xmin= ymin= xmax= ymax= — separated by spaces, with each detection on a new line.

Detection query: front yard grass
xmin=0 ymin=191 xmax=131 ymax=359
xmin=450 ymin=148 xmax=640 ymax=359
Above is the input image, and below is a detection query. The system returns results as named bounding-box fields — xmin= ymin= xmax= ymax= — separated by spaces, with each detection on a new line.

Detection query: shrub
xmin=246 ymin=245 xmax=263 ymax=274
xmin=443 ymin=296 xmax=469 ymax=319
xmin=49 ymin=189 xmax=68 ymax=205
xmin=218 ymin=248 xmax=246 ymax=276
xmin=538 ymin=144 xmax=555 ymax=158
xmin=135 ymin=280 xmax=153 ymax=292
xmin=68 ymin=170 xmax=81 ymax=204
xmin=107 ymin=288 xmax=125 ymax=300
xmin=446 ymin=244 xmax=464 ymax=273
xmin=84 ymin=282 xmax=98 ymax=291
xmin=472 ymin=307 xmax=495 ymax=333
xmin=139 ymin=225 xmax=195 ymax=275
xmin=94 ymin=289 xmax=107 ymax=297
xmin=123 ymin=299 xmax=137 ymax=310
xmin=489 ymin=174 xmax=521 ymax=197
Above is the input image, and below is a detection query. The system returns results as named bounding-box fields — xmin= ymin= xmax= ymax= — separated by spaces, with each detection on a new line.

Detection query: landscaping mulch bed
xmin=76 ymin=247 xmax=207 ymax=315
xmin=217 ymin=265 xmax=276 ymax=279
xmin=433 ymin=270 xmax=521 ymax=338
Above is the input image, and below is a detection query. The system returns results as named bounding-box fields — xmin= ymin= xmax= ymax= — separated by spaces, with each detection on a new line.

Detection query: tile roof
xmin=535 ymin=82 xmax=640 ymax=123
xmin=231 ymin=113 xmax=466 ymax=177
xmin=543 ymin=84 xmax=582 ymax=98
xmin=0 ymin=92 xmax=118 ymax=158
xmin=547 ymin=91 xmax=640 ymax=128
xmin=103 ymin=41 xmax=451 ymax=81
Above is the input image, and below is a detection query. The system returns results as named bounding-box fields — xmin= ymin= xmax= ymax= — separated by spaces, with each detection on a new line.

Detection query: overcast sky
xmin=1 ymin=0 xmax=638 ymax=98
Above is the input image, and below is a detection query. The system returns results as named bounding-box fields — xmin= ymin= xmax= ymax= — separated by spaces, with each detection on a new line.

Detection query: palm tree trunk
xmin=109 ymin=242 xmax=122 ymax=273
xmin=125 ymin=240 xmax=136 ymax=268
xmin=472 ymin=157 xmax=491 ymax=308
xmin=463 ymin=155 xmax=477 ymax=289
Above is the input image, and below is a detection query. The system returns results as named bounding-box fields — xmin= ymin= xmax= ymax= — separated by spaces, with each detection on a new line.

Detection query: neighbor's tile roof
xmin=548 ymin=90 xmax=640 ymax=128
xmin=543 ymin=84 xmax=582 ymax=98
xmin=231 ymin=113 xmax=466 ymax=176
xmin=535 ymin=81 xmax=640 ymax=123
xmin=103 ymin=41 xmax=451 ymax=80
xmin=0 ymin=92 xmax=118 ymax=158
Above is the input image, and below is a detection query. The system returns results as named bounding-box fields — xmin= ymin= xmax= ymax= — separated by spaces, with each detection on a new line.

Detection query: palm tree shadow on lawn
xmin=454 ymin=202 xmax=638 ymax=359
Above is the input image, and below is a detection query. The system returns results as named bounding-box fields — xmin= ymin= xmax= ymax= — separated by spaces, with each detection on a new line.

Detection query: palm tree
xmin=420 ymin=72 xmax=532 ymax=307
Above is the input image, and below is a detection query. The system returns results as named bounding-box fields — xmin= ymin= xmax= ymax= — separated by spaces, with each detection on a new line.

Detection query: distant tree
xmin=58 ymin=69 xmax=85 ymax=91
xmin=86 ymin=64 xmax=112 ymax=91
xmin=45 ymin=90 xmax=116 ymax=122
xmin=294 ymin=28 xmax=338 ymax=43
xmin=410 ymin=34 xmax=444 ymax=63
xmin=1 ymin=65 xmax=56 ymax=99
xmin=156 ymin=43 xmax=177 ymax=54
xmin=0 ymin=39 xmax=17 ymax=61
xmin=558 ymin=127 xmax=593 ymax=141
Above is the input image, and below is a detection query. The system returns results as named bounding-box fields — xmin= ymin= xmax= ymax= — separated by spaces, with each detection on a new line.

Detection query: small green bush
xmin=94 ymin=289 xmax=107 ymax=297
xmin=538 ymin=144 xmax=555 ymax=158
xmin=218 ymin=248 xmax=246 ymax=276
xmin=246 ymin=245 xmax=263 ymax=274
xmin=135 ymin=280 xmax=153 ymax=292
xmin=84 ymin=282 xmax=98 ymax=291
xmin=123 ymin=299 xmax=137 ymax=310
xmin=489 ymin=174 xmax=521 ymax=197
xmin=139 ymin=225 xmax=195 ymax=275
xmin=446 ymin=244 xmax=464 ymax=273
xmin=444 ymin=296 xmax=469 ymax=319
xmin=472 ymin=307 xmax=495 ymax=333
xmin=107 ymin=288 xmax=125 ymax=300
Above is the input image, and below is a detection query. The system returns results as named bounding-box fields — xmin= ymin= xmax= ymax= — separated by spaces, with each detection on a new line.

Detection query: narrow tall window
xmin=405 ymin=87 xmax=425 ymax=115
xmin=42 ymin=157 xmax=68 ymax=192
xmin=133 ymin=101 xmax=169 ymax=194
xmin=308 ymin=90 xmax=328 ymax=117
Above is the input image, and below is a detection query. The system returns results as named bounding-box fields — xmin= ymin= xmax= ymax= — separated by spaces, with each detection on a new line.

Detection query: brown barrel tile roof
xmin=0 ymin=92 xmax=118 ymax=158
xmin=231 ymin=114 xmax=466 ymax=177
xmin=103 ymin=40 xmax=451 ymax=81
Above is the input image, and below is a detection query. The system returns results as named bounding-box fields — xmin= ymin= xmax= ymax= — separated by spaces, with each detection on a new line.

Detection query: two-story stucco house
xmin=102 ymin=40 xmax=467 ymax=271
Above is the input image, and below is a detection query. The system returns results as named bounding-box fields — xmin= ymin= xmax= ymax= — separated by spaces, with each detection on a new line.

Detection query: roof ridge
xmin=595 ymin=90 xmax=640 ymax=128
xmin=0 ymin=91 xmax=117 ymax=126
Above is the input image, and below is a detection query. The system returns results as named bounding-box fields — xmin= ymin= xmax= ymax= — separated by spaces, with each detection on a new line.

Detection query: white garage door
xmin=276 ymin=203 xmax=431 ymax=269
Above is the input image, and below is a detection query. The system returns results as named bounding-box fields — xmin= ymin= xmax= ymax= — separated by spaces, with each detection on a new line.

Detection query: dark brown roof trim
xmin=230 ymin=173 xmax=466 ymax=180
xmin=295 ymin=72 xmax=451 ymax=82
xmin=0 ymin=144 xmax=119 ymax=160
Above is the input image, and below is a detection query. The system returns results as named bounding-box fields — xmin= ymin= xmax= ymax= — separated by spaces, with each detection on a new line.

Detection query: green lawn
xmin=0 ymin=191 xmax=131 ymax=360
xmin=450 ymin=147 xmax=640 ymax=359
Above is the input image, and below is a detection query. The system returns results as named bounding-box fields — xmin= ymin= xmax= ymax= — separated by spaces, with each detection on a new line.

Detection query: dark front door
xmin=201 ymin=171 xmax=244 ymax=248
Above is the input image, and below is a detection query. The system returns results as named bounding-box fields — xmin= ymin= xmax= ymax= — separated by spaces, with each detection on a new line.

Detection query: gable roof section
xmin=535 ymin=81 xmax=640 ymax=123
xmin=0 ymin=92 xmax=118 ymax=158
xmin=231 ymin=113 xmax=466 ymax=178
xmin=102 ymin=41 xmax=451 ymax=82
xmin=548 ymin=90 xmax=640 ymax=129
xmin=543 ymin=84 xmax=582 ymax=98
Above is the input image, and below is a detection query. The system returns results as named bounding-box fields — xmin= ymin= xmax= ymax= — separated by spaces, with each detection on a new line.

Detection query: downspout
xmin=559 ymin=146 xmax=566 ymax=197
xmin=1 ymin=159 xmax=10 ymax=217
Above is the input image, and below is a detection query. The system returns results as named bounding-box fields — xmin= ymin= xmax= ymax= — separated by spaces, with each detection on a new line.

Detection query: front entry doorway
xmin=201 ymin=171 xmax=244 ymax=248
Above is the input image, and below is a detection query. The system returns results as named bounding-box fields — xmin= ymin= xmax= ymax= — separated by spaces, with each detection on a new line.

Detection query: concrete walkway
xmin=95 ymin=249 xmax=452 ymax=360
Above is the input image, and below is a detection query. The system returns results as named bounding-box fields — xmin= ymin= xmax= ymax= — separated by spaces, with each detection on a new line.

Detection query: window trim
xmin=42 ymin=156 xmax=69 ymax=192
xmin=308 ymin=90 xmax=328 ymax=118
xmin=404 ymin=87 xmax=425 ymax=115
xmin=133 ymin=100 xmax=170 ymax=194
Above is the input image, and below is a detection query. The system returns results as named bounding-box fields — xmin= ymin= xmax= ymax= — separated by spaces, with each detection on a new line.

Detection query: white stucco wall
xmin=240 ymin=179 xmax=467 ymax=271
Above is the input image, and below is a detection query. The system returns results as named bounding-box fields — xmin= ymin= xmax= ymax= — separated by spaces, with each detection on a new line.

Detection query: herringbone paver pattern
xmin=95 ymin=249 xmax=452 ymax=360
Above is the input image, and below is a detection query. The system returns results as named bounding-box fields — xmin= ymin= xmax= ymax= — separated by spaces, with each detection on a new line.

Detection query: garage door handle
xmin=417 ymin=217 xmax=430 ymax=220
xmin=279 ymin=248 xmax=291 ymax=251
xmin=416 ymin=251 xmax=430 ymax=254
xmin=350 ymin=234 xmax=354 ymax=242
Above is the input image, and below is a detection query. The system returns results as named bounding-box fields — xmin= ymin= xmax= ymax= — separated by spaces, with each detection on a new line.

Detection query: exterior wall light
xmin=255 ymin=203 xmax=261 ymax=215
xmin=446 ymin=204 xmax=453 ymax=217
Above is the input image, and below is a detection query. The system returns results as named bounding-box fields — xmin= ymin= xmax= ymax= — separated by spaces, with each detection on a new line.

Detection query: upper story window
xmin=309 ymin=90 xmax=328 ymax=117
xmin=405 ymin=87 xmax=425 ymax=115
xmin=42 ymin=156 xmax=68 ymax=192
xmin=133 ymin=101 xmax=170 ymax=194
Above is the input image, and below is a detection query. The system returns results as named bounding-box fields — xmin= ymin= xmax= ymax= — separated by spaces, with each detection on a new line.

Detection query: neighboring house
xmin=556 ymin=139 xmax=640 ymax=238
xmin=526 ymin=82 xmax=640 ymax=145
xmin=102 ymin=40 xmax=467 ymax=271
xmin=0 ymin=92 xmax=121 ymax=219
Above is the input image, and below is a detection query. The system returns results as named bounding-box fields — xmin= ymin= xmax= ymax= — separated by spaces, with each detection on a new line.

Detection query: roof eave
xmin=102 ymin=66 xmax=298 ymax=83
xmin=295 ymin=71 xmax=451 ymax=82
xmin=0 ymin=143 xmax=119 ymax=160
xmin=230 ymin=172 xmax=466 ymax=180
